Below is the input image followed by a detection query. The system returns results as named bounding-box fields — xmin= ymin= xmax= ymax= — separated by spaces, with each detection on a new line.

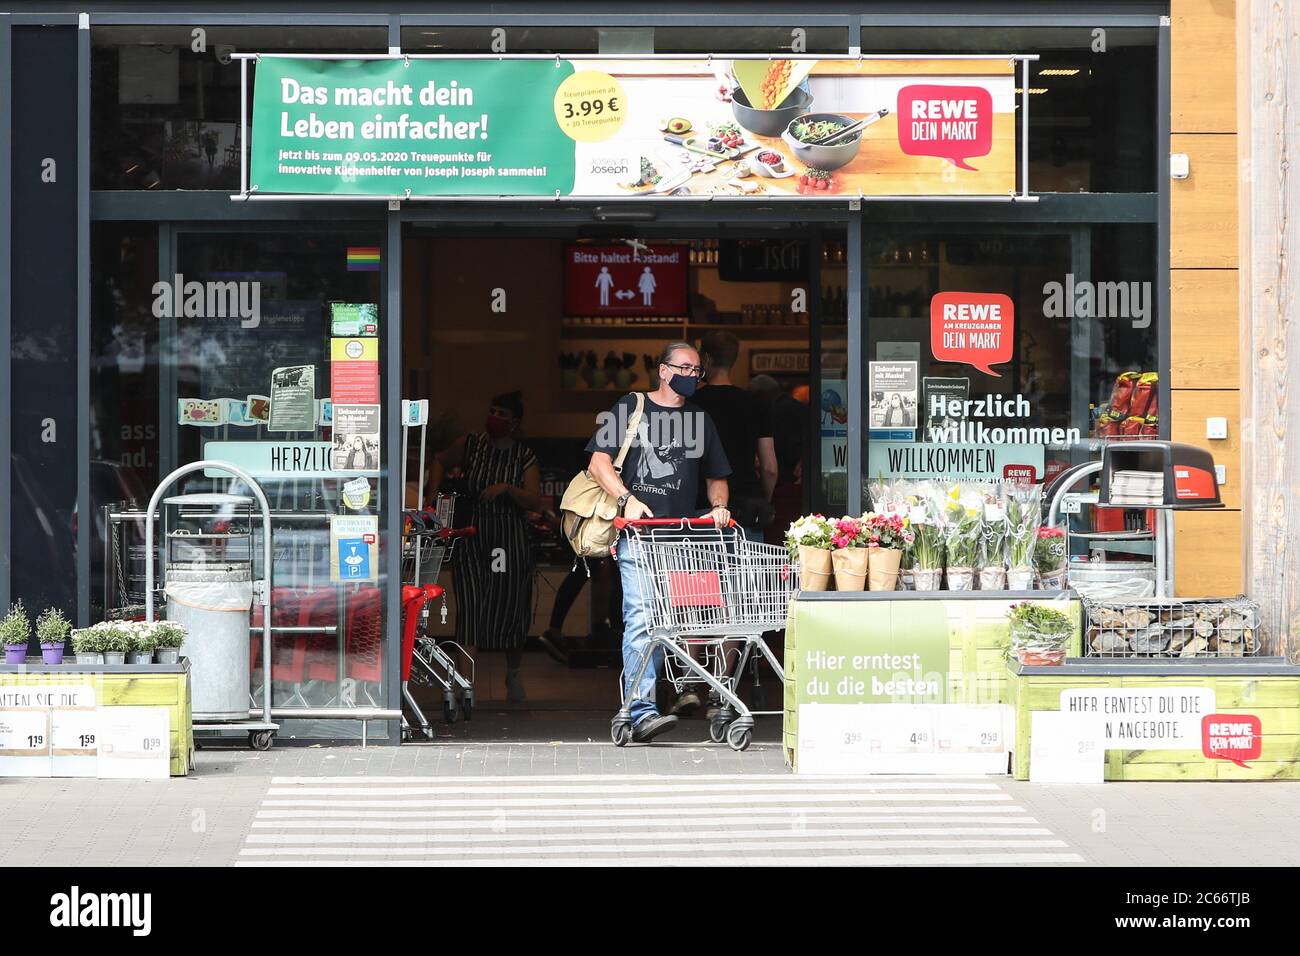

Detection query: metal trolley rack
xmin=145 ymin=461 xmax=278 ymax=749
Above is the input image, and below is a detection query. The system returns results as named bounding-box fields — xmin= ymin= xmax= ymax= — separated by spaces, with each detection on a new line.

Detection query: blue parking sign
xmin=337 ymin=537 xmax=370 ymax=579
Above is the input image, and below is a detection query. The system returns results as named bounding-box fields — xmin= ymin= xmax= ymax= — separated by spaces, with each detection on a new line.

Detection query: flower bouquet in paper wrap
xmin=941 ymin=484 xmax=983 ymax=591
xmin=1005 ymin=482 xmax=1043 ymax=590
xmin=977 ymin=485 xmax=1008 ymax=591
xmin=829 ymin=515 xmax=871 ymax=591
xmin=904 ymin=484 xmax=946 ymax=591
xmin=866 ymin=476 xmax=913 ymax=518
xmin=873 ymin=478 xmax=919 ymax=588
xmin=1034 ymin=525 xmax=1068 ymax=591
xmin=865 ymin=511 xmax=913 ymax=591
xmin=1006 ymin=600 xmax=1075 ymax=666
xmin=786 ymin=514 xmax=834 ymax=591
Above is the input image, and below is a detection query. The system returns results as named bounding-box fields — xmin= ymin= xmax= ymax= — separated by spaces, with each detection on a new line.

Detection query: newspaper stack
xmin=1108 ymin=469 xmax=1164 ymax=505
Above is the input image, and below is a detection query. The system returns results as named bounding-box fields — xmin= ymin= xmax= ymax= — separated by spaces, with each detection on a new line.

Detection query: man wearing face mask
xmin=584 ymin=343 xmax=731 ymax=743
xmin=430 ymin=391 xmax=541 ymax=703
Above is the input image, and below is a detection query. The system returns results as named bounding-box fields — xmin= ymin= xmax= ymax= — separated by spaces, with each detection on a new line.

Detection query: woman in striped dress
xmin=431 ymin=392 xmax=541 ymax=702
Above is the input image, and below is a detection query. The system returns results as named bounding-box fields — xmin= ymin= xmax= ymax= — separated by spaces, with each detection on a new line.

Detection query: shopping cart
xmin=609 ymin=517 xmax=795 ymax=752
xmin=401 ymin=505 xmax=476 ymax=725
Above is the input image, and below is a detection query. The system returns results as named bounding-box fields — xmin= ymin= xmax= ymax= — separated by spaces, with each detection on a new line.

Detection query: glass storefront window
xmin=862 ymin=27 xmax=1159 ymax=192
xmin=91 ymin=25 xmax=388 ymax=190
xmin=859 ymin=223 xmax=1158 ymax=506
xmin=92 ymin=225 xmax=391 ymax=733
xmin=400 ymin=26 xmax=848 ymax=55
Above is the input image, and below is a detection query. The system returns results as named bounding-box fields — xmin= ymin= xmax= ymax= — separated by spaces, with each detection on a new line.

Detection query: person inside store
xmin=583 ymin=342 xmax=732 ymax=743
xmin=429 ymin=391 xmax=541 ymax=703
xmin=694 ymin=331 xmax=778 ymax=541
xmin=750 ymin=374 xmax=809 ymax=537
xmin=539 ymin=441 xmax=623 ymax=667
xmin=537 ymin=557 xmax=622 ymax=667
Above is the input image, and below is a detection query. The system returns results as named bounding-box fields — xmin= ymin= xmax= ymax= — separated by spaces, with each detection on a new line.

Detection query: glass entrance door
xmin=163 ymin=227 xmax=391 ymax=734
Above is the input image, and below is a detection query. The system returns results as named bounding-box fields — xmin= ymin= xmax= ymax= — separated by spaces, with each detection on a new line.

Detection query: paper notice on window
xmin=331 ymin=404 xmax=381 ymax=473
xmin=330 ymin=513 xmax=379 ymax=583
xmin=268 ymin=365 xmax=317 ymax=433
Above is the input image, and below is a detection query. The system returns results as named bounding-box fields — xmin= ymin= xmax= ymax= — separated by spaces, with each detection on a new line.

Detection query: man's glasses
xmin=663 ymin=362 xmax=705 ymax=379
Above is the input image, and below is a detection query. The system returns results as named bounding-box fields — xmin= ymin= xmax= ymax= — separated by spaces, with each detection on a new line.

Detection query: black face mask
xmin=668 ymin=371 xmax=698 ymax=398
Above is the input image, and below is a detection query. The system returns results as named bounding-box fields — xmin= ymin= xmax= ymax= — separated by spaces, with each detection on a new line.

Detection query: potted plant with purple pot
xmin=35 ymin=607 xmax=70 ymax=665
xmin=1 ymin=602 xmax=31 ymax=665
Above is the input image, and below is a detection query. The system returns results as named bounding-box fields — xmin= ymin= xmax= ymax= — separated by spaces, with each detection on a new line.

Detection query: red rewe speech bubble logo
xmin=931 ymin=292 xmax=1014 ymax=376
xmin=1202 ymin=714 xmax=1262 ymax=768
xmin=897 ymin=84 xmax=993 ymax=171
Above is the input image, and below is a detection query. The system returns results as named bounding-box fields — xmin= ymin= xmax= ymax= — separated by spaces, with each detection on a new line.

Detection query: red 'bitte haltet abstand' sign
xmin=564 ymin=244 xmax=688 ymax=317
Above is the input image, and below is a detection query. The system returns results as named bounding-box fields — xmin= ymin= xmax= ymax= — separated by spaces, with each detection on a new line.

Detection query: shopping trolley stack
xmin=610 ymin=517 xmax=795 ymax=751
xmin=400 ymin=503 xmax=476 ymax=735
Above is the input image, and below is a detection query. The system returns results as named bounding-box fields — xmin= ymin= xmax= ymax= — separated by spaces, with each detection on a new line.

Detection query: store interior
xmin=398 ymin=230 xmax=825 ymax=725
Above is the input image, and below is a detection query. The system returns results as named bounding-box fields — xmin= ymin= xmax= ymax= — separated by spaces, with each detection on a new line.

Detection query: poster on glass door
xmin=868 ymin=361 xmax=917 ymax=441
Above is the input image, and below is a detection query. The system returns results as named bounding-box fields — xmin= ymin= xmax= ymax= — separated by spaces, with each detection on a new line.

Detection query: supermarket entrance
xmin=398 ymin=222 xmax=843 ymax=731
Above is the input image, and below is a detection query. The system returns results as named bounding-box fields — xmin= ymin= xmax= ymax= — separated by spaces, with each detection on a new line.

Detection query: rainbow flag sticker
xmin=347 ymin=246 xmax=381 ymax=272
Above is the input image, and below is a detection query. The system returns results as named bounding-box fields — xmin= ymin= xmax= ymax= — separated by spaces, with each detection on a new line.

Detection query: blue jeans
xmin=616 ymin=535 xmax=661 ymax=726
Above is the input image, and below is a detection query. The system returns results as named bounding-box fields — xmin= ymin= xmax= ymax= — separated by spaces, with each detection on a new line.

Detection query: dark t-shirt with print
xmin=584 ymin=392 xmax=731 ymax=519
xmin=691 ymin=383 xmax=773 ymax=499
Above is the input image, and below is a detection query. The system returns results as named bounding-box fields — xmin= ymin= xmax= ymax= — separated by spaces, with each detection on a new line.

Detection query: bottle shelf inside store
xmin=561 ymin=321 xmax=810 ymax=340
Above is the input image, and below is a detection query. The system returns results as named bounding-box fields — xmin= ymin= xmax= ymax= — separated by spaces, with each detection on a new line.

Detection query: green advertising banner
xmin=247 ymin=56 xmax=1021 ymax=199
xmin=251 ymin=57 xmax=578 ymax=196
xmin=793 ymin=599 xmax=950 ymax=705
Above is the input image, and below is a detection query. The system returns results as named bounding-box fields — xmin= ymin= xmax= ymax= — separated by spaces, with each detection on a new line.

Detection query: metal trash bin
xmin=165 ymin=561 xmax=253 ymax=720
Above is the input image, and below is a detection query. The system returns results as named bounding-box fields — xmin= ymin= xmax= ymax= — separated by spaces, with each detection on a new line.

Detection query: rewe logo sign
xmin=930 ymin=291 xmax=1014 ymax=376
xmin=49 ymin=886 xmax=152 ymax=936
xmin=1201 ymin=714 xmax=1262 ymax=768
xmin=897 ymin=84 xmax=993 ymax=171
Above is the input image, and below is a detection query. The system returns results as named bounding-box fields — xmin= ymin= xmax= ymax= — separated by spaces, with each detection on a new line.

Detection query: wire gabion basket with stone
xmin=1083 ymin=596 xmax=1260 ymax=658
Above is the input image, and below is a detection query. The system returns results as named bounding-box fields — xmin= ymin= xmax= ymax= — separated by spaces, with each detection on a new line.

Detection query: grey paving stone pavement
xmin=2 ymin=714 xmax=1299 ymax=866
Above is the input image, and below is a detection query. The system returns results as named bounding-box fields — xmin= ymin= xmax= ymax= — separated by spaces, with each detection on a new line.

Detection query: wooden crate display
xmin=1007 ymin=667 xmax=1300 ymax=781
xmin=0 ymin=668 xmax=193 ymax=777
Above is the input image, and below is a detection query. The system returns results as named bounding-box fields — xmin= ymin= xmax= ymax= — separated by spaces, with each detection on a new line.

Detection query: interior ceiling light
xmin=1014 ymin=88 xmax=1050 ymax=95
xmin=1037 ymin=68 xmax=1081 ymax=77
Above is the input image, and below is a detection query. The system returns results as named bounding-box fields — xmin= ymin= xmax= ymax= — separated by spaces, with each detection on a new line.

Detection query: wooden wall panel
xmin=1170 ymin=389 xmax=1241 ymax=509
xmin=1170 ymin=269 xmax=1241 ymax=387
xmin=1171 ymin=133 xmax=1240 ymax=268
xmin=1238 ymin=0 xmax=1300 ymax=657
xmin=1172 ymin=0 xmax=1239 ymax=133
xmin=1175 ymin=509 xmax=1243 ymax=596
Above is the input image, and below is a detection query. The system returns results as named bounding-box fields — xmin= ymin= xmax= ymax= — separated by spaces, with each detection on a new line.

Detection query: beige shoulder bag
xmin=559 ymin=392 xmax=645 ymax=558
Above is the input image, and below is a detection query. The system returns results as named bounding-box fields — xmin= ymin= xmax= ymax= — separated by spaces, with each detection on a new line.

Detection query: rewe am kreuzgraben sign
xmin=247 ymin=56 xmax=1019 ymax=199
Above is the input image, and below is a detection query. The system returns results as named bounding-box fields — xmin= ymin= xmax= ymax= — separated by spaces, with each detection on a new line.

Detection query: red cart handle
xmin=614 ymin=517 xmax=735 ymax=530
xmin=436 ymin=526 xmax=476 ymax=539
